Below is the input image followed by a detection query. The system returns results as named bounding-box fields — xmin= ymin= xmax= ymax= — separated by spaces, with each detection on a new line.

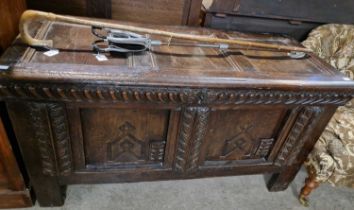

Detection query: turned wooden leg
xmin=299 ymin=176 xmax=320 ymax=207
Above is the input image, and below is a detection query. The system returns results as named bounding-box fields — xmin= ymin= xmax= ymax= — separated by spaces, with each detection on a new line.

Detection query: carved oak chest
xmin=0 ymin=21 xmax=353 ymax=206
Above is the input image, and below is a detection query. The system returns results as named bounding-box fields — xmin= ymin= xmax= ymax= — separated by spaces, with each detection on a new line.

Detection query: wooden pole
xmin=19 ymin=10 xmax=312 ymax=53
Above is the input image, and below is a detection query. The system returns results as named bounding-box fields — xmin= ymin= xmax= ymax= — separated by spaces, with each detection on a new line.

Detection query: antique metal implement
xmin=91 ymin=26 xmax=230 ymax=53
xmin=19 ymin=10 xmax=312 ymax=58
xmin=92 ymin=26 xmax=160 ymax=53
xmin=91 ymin=27 xmax=306 ymax=58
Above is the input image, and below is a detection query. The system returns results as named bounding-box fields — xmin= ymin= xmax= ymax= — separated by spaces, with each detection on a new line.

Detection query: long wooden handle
xmin=19 ymin=10 xmax=312 ymax=53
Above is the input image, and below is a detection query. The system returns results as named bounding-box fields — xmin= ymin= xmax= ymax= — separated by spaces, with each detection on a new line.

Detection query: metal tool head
xmin=91 ymin=26 xmax=159 ymax=53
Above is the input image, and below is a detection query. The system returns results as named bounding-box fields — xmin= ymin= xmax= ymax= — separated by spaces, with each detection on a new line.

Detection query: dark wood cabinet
xmin=0 ymin=0 xmax=26 ymax=54
xmin=27 ymin=0 xmax=203 ymax=25
xmin=0 ymin=115 xmax=32 ymax=208
xmin=204 ymin=0 xmax=354 ymax=40
xmin=1 ymin=20 xmax=353 ymax=206
xmin=0 ymin=0 xmax=33 ymax=208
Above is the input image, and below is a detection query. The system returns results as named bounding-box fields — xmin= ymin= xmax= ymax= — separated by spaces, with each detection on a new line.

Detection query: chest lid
xmin=0 ymin=21 xmax=353 ymax=92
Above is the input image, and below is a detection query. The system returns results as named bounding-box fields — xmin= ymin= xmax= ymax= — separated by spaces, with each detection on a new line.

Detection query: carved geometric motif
xmin=222 ymin=124 xmax=254 ymax=158
xmin=106 ymin=122 xmax=145 ymax=163
xmin=254 ymin=138 xmax=275 ymax=159
xmin=148 ymin=141 xmax=166 ymax=162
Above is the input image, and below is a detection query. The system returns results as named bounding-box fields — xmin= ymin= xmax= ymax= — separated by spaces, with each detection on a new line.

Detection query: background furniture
xmin=203 ymin=0 xmax=354 ymax=41
xmin=0 ymin=0 xmax=33 ymax=208
xmin=299 ymin=24 xmax=354 ymax=206
xmin=26 ymin=0 xmax=203 ymax=25
xmin=0 ymin=114 xmax=32 ymax=208
xmin=1 ymin=19 xmax=353 ymax=206
xmin=0 ymin=0 xmax=26 ymax=54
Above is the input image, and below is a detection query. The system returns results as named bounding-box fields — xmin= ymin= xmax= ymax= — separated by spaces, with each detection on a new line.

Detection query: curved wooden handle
xmin=19 ymin=10 xmax=56 ymax=47
xmin=19 ymin=10 xmax=312 ymax=53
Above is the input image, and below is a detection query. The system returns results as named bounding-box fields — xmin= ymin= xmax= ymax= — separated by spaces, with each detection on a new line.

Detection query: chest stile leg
xmin=6 ymin=102 xmax=68 ymax=207
xmin=266 ymin=106 xmax=337 ymax=191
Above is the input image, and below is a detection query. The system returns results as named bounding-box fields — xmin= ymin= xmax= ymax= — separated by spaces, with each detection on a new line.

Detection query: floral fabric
xmin=302 ymin=24 xmax=354 ymax=187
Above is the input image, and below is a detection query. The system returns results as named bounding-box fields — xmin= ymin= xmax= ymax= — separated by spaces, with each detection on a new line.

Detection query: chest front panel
xmin=13 ymin=99 xmax=323 ymax=178
xmin=204 ymin=108 xmax=286 ymax=161
xmin=80 ymin=108 xmax=170 ymax=169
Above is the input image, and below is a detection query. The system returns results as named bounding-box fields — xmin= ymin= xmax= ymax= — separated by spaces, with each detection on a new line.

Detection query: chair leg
xmin=299 ymin=176 xmax=320 ymax=207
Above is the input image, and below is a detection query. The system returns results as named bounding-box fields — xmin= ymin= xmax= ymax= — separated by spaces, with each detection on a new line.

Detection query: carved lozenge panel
xmin=80 ymin=108 xmax=169 ymax=169
xmin=204 ymin=108 xmax=287 ymax=163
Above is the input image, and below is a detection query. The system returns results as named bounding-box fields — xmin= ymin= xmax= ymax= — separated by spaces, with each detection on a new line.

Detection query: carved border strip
xmin=275 ymin=107 xmax=323 ymax=166
xmin=47 ymin=104 xmax=73 ymax=176
xmin=0 ymin=83 xmax=352 ymax=105
xmin=174 ymin=107 xmax=210 ymax=173
xmin=187 ymin=107 xmax=210 ymax=172
xmin=29 ymin=103 xmax=72 ymax=176
xmin=29 ymin=103 xmax=57 ymax=176
xmin=174 ymin=108 xmax=196 ymax=172
xmin=286 ymin=107 xmax=324 ymax=166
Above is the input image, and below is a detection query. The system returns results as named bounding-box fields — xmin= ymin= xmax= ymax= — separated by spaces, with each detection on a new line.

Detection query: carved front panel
xmin=203 ymin=108 xmax=287 ymax=165
xmin=80 ymin=108 xmax=169 ymax=169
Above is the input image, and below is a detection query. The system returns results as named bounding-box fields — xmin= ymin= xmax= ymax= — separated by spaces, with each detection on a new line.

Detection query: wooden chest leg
xmin=266 ymin=106 xmax=337 ymax=191
xmin=6 ymin=102 xmax=66 ymax=206
xmin=31 ymin=178 xmax=66 ymax=207
xmin=265 ymin=165 xmax=301 ymax=191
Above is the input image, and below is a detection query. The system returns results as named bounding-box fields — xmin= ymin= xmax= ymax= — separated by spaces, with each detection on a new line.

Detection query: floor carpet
xmin=9 ymin=168 xmax=354 ymax=210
